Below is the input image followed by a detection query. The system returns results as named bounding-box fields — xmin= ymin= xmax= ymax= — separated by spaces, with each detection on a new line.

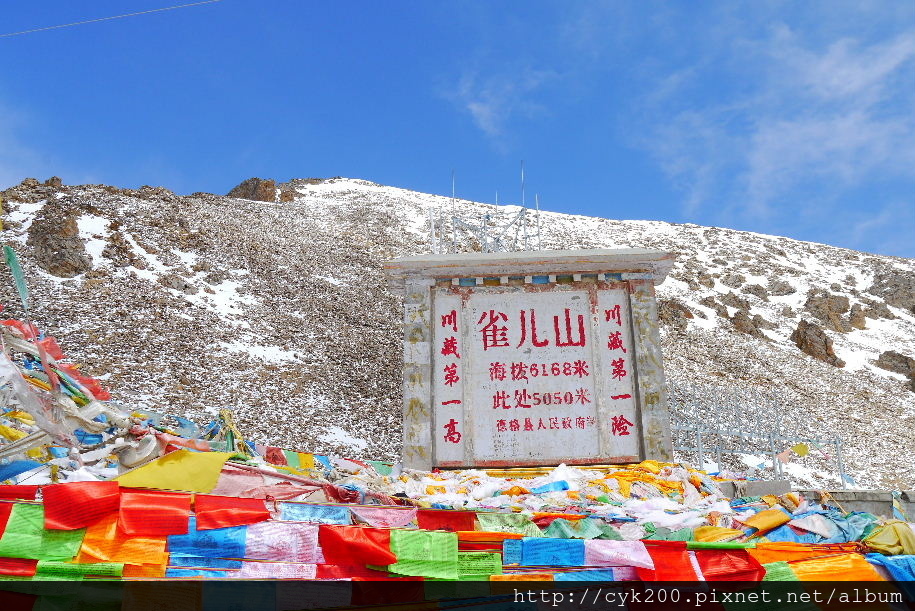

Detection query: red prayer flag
xmin=0 ymin=503 xmax=12 ymax=533
xmin=264 ymin=447 xmax=287 ymax=466
xmin=694 ymin=549 xmax=765 ymax=581
xmin=0 ymin=557 xmax=39 ymax=577
xmin=0 ymin=485 xmax=39 ymax=501
xmin=194 ymin=494 xmax=269 ymax=530
xmin=119 ymin=490 xmax=191 ymax=536
xmin=416 ymin=509 xmax=476 ymax=532
xmin=319 ymin=525 xmax=396 ymax=566
xmin=36 ymin=336 xmax=65 ymax=360
xmin=43 ymin=481 xmax=120 ymax=530
xmin=637 ymin=541 xmax=700 ymax=581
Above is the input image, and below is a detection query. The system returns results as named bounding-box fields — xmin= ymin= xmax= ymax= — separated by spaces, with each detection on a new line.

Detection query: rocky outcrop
xmin=159 ymin=273 xmax=198 ymax=295
xmin=227 ymin=177 xmax=296 ymax=203
xmin=768 ymin=279 xmax=796 ymax=296
xmin=25 ymin=201 xmax=91 ymax=277
xmin=848 ymin=303 xmax=866 ymax=330
xmin=790 ymin=320 xmax=845 ymax=367
xmin=804 ymin=289 xmax=852 ymax=333
xmin=721 ymin=272 xmax=745 ymax=289
xmin=2 ymin=177 xmax=65 ymax=204
xmin=227 ymin=178 xmax=278 ymax=202
xmin=869 ymin=270 xmax=915 ymax=314
xmin=741 ymin=284 xmax=769 ymax=301
xmin=860 ymin=296 xmax=896 ymax=320
xmin=102 ymin=231 xmax=146 ymax=269
xmin=874 ymin=351 xmax=915 ymax=377
xmin=658 ymin=298 xmax=694 ymax=331
xmin=731 ymin=309 xmax=764 ymax=338
xmin=720 ymin=291 xmax=751 ymax=311
xmin=699 ymin=296 xmax=727 ymax=318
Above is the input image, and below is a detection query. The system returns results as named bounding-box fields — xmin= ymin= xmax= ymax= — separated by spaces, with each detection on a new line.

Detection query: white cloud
xmin=634 ymin=23 xmax=915 ymax=232
xmin=447 ymin=67 xmax=557 ymax=142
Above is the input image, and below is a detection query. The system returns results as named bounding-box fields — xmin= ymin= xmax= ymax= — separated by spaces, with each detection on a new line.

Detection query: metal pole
xmin=696 ymin=429 xmax=705 ymax=471
xmin=836 ymin=438 xmax=847 ymax=490
xmin=451 ymin=170 xmax=456 ymax=253
xmin=535 ymin=194 xmax=542 ymax=250
xmin=768 ymin=431 xmax=781 ymax=480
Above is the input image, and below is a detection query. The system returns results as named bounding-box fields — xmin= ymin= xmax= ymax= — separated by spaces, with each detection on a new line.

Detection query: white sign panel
xmin=431 ymin=285 xmax=639 ymax=466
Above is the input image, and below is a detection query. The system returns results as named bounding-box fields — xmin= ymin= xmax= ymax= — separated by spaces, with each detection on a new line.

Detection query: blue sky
xmin=2 ymin=1 xmax=913 ymax=257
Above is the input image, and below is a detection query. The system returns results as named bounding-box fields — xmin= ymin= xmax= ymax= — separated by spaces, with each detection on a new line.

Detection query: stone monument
xmin=384 ymin=249 xmax=676 ymax=470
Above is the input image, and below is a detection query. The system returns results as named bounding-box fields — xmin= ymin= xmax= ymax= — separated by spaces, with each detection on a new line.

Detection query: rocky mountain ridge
xmin=1 ymin=176 xmax=913 ymax=488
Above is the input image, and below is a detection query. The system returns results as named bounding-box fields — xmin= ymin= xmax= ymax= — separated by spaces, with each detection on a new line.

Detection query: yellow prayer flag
xmin=791 ymin=443 xmax=810 ymax=457
xmin=116 ymin=450 xmax=233 ymax=493
xmin=297 ymin=452 xmax=315 ymax=470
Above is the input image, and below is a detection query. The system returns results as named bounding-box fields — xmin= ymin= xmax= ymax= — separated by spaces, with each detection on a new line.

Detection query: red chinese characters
xmin=443 ymin=363 xmax=460 ymax=386
xmin=439 ymin=308 xmax=463 ymax=409
xmin=605 ymin=305 xmax=622 ymax=327
xmin=517 ymin=309 xmax=549 ymax=348
xmin=611 ymin=358 xmax=628 ymax=381
xmin=477 ymin=310 xmax=509 ymax=350
xmin=443 ymin=418 xmax=462 ymax=443
xmin=441 ymin=336 xmax=460 ymax=358
xmin=478 ymin=307 xmax=589 ymax=350
xmin=496 ymin=416 xmax=597 ymax=434
xmin=611 ymin=414 xmax=634 ymax=436
xmin=553 ymin=308 xmax=586 ymax=347
xmin=487 ymin=361 xmax=590 ymax=383
xmin=607 ymin=331 xmax=627 ymax=353
xmin=491 ymin=388 xmax=591 ymax=408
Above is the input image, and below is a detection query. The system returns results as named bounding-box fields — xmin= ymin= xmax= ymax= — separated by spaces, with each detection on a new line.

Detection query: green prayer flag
xmin=544 ymin=518 xmax=604 ymax=540
xmin=282 ymin=450 xmax=300 ymax=469
xmin=762 ymin=561 xmax=800 ymax=582
xmin=37 ymin=560 xmax=124 ymax=578
xmin=595 ymin=522 xmax=624 ymax=540
xmin=457 ymin=551 xmax=502 ymax=579
xmin=388 ymin=529 xmax=459 ymax=580
xmin=369 ymin=461 xmax=393 ymax=476
xmin=475 ymin=513 xmax=544 ymax=538
xmin=688 ymin=540 xmax=756 ymax=550
xmin=4 ymin=246 xmax=29 ymax=316
xmin=0 ymin=504 xmax=86 ymax=561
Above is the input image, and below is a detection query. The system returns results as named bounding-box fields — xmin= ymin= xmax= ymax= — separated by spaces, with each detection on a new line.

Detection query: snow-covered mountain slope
xmin=1 ymin=177 xmax=913 ymax=488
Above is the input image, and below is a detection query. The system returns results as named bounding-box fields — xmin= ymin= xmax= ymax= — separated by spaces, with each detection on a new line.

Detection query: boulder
xmin=804 ymin=288 xmax=852 ymax=333
xmin=25 ymin=201 xmax=91 ymax=277
xmin=720 ymin=291 xmax=751 ymax=311
xmin=874 ymin=351 xmax=915 ymax=377
xmin=731 ymin=309 xmax=765 ymax=338
xmin=159 ymin=273 xmax=198 ymax=295
xmin=658 ymin=298 xmax=694 ymax=331
xmin=721 ymin=272 xmax=745 ymax=289
xmin=227 ymin=177 xmax=278 ymax=202
xmin=848 ymin=303 xmax=866 ymax=330
xmin=741 ymin=283 xmax=769 ymax=301
xmin=699 ymin=296 xmax=728 ymax=318
xmin=790 ymin=320 xmax=845 ymax=367
xmin=697 ymin=273 xmax=715 ymax=289
xmin=103 ymin=231 xmax=146 ymax=269
xmin=768 ymin=279 xmax=796 ymax=296
xmin=869 ymin=270 xmax=915 ymax=314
